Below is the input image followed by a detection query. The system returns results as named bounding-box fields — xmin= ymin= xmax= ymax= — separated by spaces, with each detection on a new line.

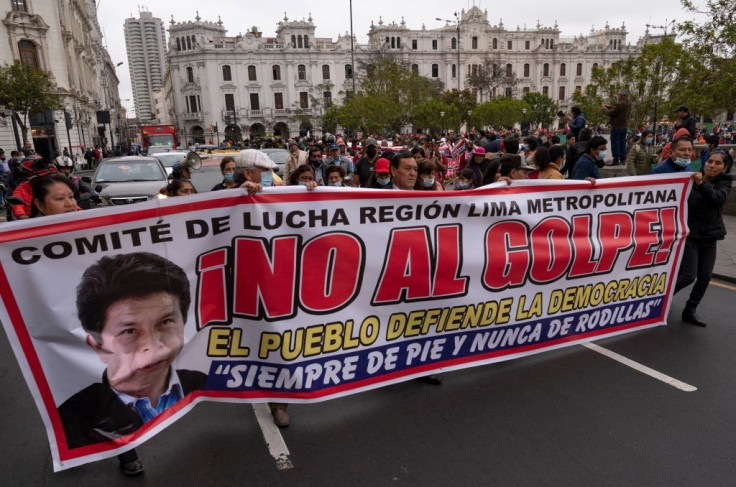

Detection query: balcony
xmin=248 ymin=109 xmax=264 ymax=118
xmin=273 ymin=108 xmax=289 ymax=117
xmin=182 ymin=112 xmax=203 ymax=121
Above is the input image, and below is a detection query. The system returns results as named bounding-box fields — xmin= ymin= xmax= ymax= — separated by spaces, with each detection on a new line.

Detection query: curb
xmin=712 ymin=273 xmax=736 ymax=285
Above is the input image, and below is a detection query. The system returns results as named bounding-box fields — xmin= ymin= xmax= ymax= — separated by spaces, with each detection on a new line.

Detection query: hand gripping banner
xmin=0 ymin=174 xmax=691 ymax=470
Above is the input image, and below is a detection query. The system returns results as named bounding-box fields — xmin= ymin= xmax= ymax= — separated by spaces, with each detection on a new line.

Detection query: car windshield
xmin=265 ymin=150 xmax=289 ymax=165
xmin=154 ymin=153 xmax=187 ymax=168
xmin=95 ymin=160 xmax=165 ymax=183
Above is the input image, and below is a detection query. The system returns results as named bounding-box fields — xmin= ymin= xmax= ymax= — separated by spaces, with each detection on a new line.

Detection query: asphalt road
xmin=1 ymin=281 xmax=735 ymax=486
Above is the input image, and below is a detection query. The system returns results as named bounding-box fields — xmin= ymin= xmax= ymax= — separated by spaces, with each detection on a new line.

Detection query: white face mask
xmin=674 ymin=157 xmax=690 ymax=168
xmin=422 ymin=177 xmax=435 ymax=188
xmin=597 ymin=150 xmax=607 ymax=161
xmin=377 ymin=177 xmax=391 ymax=186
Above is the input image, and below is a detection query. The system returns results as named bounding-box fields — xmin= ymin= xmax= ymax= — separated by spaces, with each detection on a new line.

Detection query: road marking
xmin=711 ymin=280 xmax=736 ymax=291
xmin=252 ymin=404 xmax=294 ymax=470
xmin=583 ymin=342 xmax=697 ymax=392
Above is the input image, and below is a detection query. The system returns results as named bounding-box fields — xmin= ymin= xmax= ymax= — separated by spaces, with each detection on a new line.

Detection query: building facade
xmin=166 ymin=7 xmax=659 ymax=142
xmin=124 ymin=10 xmax=166 ymax=122
xmin=0 ymin=0 xmax=123 ymax=159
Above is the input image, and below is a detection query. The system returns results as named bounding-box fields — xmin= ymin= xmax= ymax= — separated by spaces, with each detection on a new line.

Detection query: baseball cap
xmin=675 ymin=105 xmax=689 ymax=113
xmin=329 ymin=143 xmax=339 ymax=151
xmin=365 ymin=138 xmax=378 ymax=147
xmin=374 ymin=158 xmax=390 ymax=173
xmin=236 ymin=149 xmax=277 ymax=169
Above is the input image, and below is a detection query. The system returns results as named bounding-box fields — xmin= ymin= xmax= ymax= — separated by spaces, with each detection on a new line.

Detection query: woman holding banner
xmin=674 ymin=150 xmax=733 ymax=327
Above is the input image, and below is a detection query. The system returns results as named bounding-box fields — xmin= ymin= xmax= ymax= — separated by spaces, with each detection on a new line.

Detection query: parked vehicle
xmin=91 ymin=156 xmax=168 ymax=206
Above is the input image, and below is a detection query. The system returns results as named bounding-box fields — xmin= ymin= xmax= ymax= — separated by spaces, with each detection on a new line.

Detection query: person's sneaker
xmin=271 ymin=406 xmax=290 ymax=427
xmin=120 ymin=458 xmax=144 ymax=476
xmin=682 ymin=311 xmax=707 ymax=327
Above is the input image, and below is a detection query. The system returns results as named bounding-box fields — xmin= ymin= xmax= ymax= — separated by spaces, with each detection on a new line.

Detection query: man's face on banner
xmin=86 ymin=292 xmax=185 ymax=399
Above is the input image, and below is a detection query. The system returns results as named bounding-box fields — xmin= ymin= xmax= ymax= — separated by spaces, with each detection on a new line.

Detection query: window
xmin=592 ymin=63 xmax=599 ymax=72
xmin=391 ymin=37 xmax=395 ymax=49
xmin=322 ymin=64 xmax=330 ymax=80
xmin=299 ymin=92 xmax=309 ymax=109
xmin=18 ymin=40 xmax=39 ymax=69
xmin=272 ymin=65 xmax=281 ymax=81
xmin=291 ymin=35 xmax=296 ymax=48
xmin=412 ymin=64 xmax=419 ymax=75
xmin=505 ymin=64 xmax=512 ymax=77
xmin=11 ymin=0 xmax=27 ymax=12
xmin=186 ymin=66 xmax=194 ymax=83
xmin=560 ymin=63 xmax=566 ymax=77
xmin=274 ymin=93 xmax=284 ymax=110
xmin=298 ymin=35 xmax=303 ymax=48
xmin=525 ymin=40 xmax=530 ymax=50
xmin=298 ymin=64 xmax=306 ymax=80
xmin=505 ymin=87 xmax=513 ymax=97
xmin=523 ymin=63 xmax=530 ymax=77
xmin=188 ymin=95 xmax=199 ymax=113
xmin=222 ymin=65 xmax=232 ymax=81
xmin=431 ymin=64 xmax=439 ymax=78
xmin=247 ymin=65 xmax=257 ymax=81
xmin=507 ymin=40 xmax=512 ymax=50
xmin=559 ymin=86 xmax=566 ymax=100
xmin=250 ymin=93 xmax=260 ymax=111
xmin=542 ymin=86 xmax=549 ymax=96
xmin=186 ymin=37 xmax=192 ymax=50
xmin=492 ymin=38 xmax=497 ymax=49
xmin=575 ymin=86 xmax=582 ymax=94
xmin=303 ymin=35 xmax=309 ymax=47
xmin=323 ymin=91 xmax=332 ymax=108
xmin=176 ymin=38 xmax=181 ymax=51
xmin=543 ymin=63 xmax=550 ymax=77
xmin=576 ymin=63 xmax=583 ymax=76
xmin=396 ymin=37 xmax=401 ymax=48
xmin=432 ymin=39 xmax=438 ymax=50
xmin=224 ymin=94 xmax=235 ymax=112
xmin=412 ymin=39 xmax=417 ymax=50
xmin=451 ymin=38 xmax=457 ymax=49
xmin=345 ymin=64 xmax=353 ymax=79
xmin=452 ymin=64 xmax=456 ymax=78
xmin=523 ymin=87 xmax=530 ymax=94
xmin=472 ymin=36 xmax=478 ymax=49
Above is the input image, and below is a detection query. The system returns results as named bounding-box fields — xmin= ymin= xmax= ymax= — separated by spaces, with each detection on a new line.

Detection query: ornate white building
xmin=166 ymin=7 xmax=662 ymax=142
xmin=0 ymin=0 xmax=123 ymax=159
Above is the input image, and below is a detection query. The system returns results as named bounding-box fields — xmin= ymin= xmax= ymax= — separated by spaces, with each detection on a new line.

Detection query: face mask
xmin=260 ymin=170 xmax=273 ymax=187
xmin=645 ymin=137 xmax=654 ymax=145
xmin=330 ymin=181 xmax=343 ymax=187
xmin=298 ymin=181 xmax=310 ymax=186
xmin=310 ymin=158 xmax=321 ymax=166
xmin=674 ymin=157 xmax=690 ymax=168
xmin=597 ymin=150 xmax=607 ymax=161
xmin=422 ymin=177 xmax=435 ymax=188
xmin=377 ymin=177 xmax=391 ymax=186
xmin=458 ymin=182 xmax=470 ymax=189
xmin=223 ymin=172 xmax=234 ymax=182
xmin=366 ymin=147 xmax=377 ymax=158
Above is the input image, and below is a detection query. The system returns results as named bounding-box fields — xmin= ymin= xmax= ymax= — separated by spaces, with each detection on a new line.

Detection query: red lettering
xmin=300 ymin=233 xmax=363 ymax=312
xmin=483 ymin=221 xmax=529 ymax=290
xmin=596 ymin=212 xmax=633 ymax=273
xmin=569 ymin=215 xmax=597 ymax=278
xmin=195 ymin=248 xmax=229 ymax=330
xmin=432 ymin=225 xmax=468 ymax=298
xmin=529 ymin=217 xmax=572 ymax=283
xmin=628 ymin=209 xmax=660 ymax=268
xmin=654 ymin=207 xmax=678 ymax=265
xmin=373 ymin=228 xmax=432 ymax=304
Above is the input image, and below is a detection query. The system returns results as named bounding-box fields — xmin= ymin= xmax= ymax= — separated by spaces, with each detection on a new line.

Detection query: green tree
xmin=413 ymin=99 xmax=458 ymax=135
xmin=474 ymin=97 xmax=528 ymax=129
xmin=522 ymin=92 xmax=558 ymax=128
xmin=465 ymin=55 xmax=520 ymax=101
xmin=0 ymin=61 xmax=62 ymax=143
xmin=571 ymin=84 xmax=607 ymax=129
xmin=439 ymin=89 xmax=476 ymax=122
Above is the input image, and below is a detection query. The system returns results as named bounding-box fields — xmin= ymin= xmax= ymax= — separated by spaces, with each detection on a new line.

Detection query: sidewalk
xmin=714 ymin=214 xmax=736 ymax=283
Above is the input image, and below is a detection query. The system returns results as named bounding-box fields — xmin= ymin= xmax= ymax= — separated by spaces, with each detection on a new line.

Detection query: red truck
xmin=141 ymin=125 xmax=177 ymax=150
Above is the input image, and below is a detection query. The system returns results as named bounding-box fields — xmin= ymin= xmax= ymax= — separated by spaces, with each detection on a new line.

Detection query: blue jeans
xmin=610 ymin=128 xmax=627 ymax=163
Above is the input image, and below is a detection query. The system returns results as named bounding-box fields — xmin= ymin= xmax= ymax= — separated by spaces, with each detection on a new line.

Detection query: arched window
xmin=576 ymin=63 xmax=583 ymax=76
xmin=431 ymin=64 xmax=439 ymax=78
xmin=322 ymin=64 xmax=330 ymax=80
xmin=543 ymin=63 xmax=550 ymax=77
xmin=186 ymin=66 xmax=194 ymax=83
xmin=186 ymin=37 xmax=192 ymax=50
xmin=560 ymin=63 xmax=566 ymax=77
xmin=505 ymin=64 xmax=512 ymax=77
xmin=451 ymin=37 xmax=457 ymax=49
xmin=181 ymin=37 xmax=186 ymax=50
xmin=391 ymin=37 xmax=395 ymax=49
xmin=396 ymin=37 xmax=401 ymax=48
xmin=222 ymin=65 xmax=232 ymax=81
xmin=385 ymin=36 xmax=390 ymax=46
xmin=191 ymin=35 xmax=196 ymax=48
xmin=303 ymin=35 xmax=309 ymax=47
xmin=298 ymin=35 xmax=303 ymax=48
xmin=176 ymin=38 xmax=181 ymax=51
xmin=291 ymin=35 xmax=296 ymax=48
xmin=272 ymin=65 xmax=281 ymax=81
xmin=18 ymin=40 xmax=39 ymax=69
xmin=472 ymin=36 xmax=478 ymax=49
xmin=492 ymin=38 xmax=497 ymax=49
xmin=523 ymin=63 xmax=530 ymax=77
xmin=592 ymin=62 xmax=599 ymax=72
xmin=298 ymin=64 xmax=306 ymax=80
xmin=412 ymin=64 xmax=419 ymax=75
xmin=452 ymin=64 xmax=456 ymax=78
xmin=345 ymin=64 xmax=353 ymax=79
xmin=247 ymin=65 xmax=257 ymax=81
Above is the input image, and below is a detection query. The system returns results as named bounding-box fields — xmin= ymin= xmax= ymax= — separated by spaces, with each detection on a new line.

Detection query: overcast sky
xmin=96 ymin=0 xmax=700 ymax=117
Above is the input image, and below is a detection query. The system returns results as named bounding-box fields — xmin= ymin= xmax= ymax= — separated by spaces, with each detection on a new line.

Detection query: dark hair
xmin=671 ymin=136 xmax=693 ymax=152
xmin=549 ymin=135 xmax=560 ymax=145
xmin=710 ymin=149 xmax=734 ymax=173
xmin=503 ymin=137 xmax=520 ymax=154
xmin=499 ymin=154 xmax=522 ymax=177
xmin=571 ymin=106 xmax=582 ymax=115
xmin=578 ymin=127 xmax=593 ymax=142
xmin=31 ymin=173 xmax=75 ymax=217
xmin=308 ymin=147 xmax=323 ymax=156
xmin=76 ymin=252 xmax=191 ymax=335
xmin=417 ymin=158 xmax=438 ymax=176
xmin=549 ymin=145 xmax=566 ymax=163
xmin=391 ymin=150 xmax=415 ymax=169
xmin=220 ymin=156 xmax=235 ymax=172
xmin=524 ymin=137 xmax=539 ymax=151
xmin=410 ymin=146 xmax=427 ymax=158
xmin=534 ymin=147 xmax=552 ymax=169
xmin=325 ymin=165 xmax=346 ymax=179
xmin=481 ymin=160 xmax=501 ymax=185
xmin=289 ymin=164 xmax=315 ymax=185
xmin=166 ymin=178 xmax=196 ymax=196
xmin=586 ymin=136 xmax=607 ymax=153
xmin=458 ymin=168 xmax=475 ymax=183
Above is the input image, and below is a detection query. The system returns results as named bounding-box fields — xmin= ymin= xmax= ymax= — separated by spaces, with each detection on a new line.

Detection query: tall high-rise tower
xmin=124 ymin=10 xmax=166 ymax=121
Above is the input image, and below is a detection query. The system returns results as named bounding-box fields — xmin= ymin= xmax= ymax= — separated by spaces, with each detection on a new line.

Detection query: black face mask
xmin=366 ymin=147 xmax=377 ymax=158
xmin=310 ymin=157 xmax=322 ymax=166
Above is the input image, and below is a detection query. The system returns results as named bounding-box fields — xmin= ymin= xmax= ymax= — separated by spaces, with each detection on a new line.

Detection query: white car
xmin=152 ymin=151 xmax=189 ymax=175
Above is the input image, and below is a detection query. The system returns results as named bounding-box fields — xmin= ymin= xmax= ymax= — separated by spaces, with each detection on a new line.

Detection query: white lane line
xmin=252 ymin=404 xmax=294 ymax=470
xmin=583 ymin=342 xmax=697 ymax=392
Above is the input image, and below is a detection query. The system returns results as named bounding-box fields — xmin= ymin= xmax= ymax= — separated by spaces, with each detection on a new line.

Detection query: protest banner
xmin=0 ymin=174 xmax=691 ymax=470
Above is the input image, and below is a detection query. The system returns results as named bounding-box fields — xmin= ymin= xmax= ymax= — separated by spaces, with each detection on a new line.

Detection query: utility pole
xmin=437 ymin=14 xmax=462 ymax=92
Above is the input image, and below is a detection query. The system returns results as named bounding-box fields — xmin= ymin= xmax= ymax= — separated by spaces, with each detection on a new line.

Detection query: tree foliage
xmin=465 ymin=55 xmax=520 ymax=101
xmin=473 ymin=97 xmax=528 ymax=129
xmin=0 ymin=61 xmax=62 ymax=142
xmin=521 ymin=92 xmax=558 ymax=128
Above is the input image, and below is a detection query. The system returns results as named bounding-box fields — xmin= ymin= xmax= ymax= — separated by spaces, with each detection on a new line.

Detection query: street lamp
xmin=522 ymin=108 xmax=528 ymax=132
xmin=436 ymin=14 xmax=461 ymax=91
xmin=467 ymin=110 xmax=472 ymax=131
xmin=440 ymin=111 xmax=445 ymax=136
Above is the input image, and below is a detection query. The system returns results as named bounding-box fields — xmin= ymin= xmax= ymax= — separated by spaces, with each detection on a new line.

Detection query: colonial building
xmin=166 ymin=7 xmax=660 ymax=142
xmin=0 ymin=0 xmax=123 ymax=159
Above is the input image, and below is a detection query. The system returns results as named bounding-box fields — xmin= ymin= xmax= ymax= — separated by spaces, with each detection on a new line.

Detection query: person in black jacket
xmin=674 ymin=150 xmax=733 ymax=327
